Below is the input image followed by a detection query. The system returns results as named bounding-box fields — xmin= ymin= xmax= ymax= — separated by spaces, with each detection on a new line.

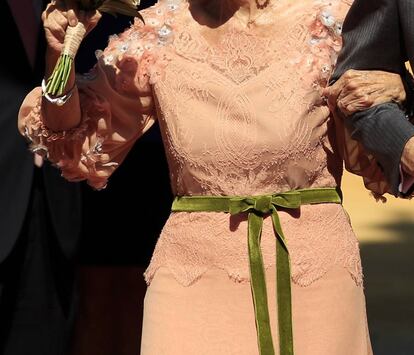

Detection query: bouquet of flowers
xmin=45 ymin=0 xmax=143 ymax=97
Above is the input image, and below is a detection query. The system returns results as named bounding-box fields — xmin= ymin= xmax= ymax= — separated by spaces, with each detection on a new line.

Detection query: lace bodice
xmin=149 ymin=0 xmax=349 ymax=196
xmin=20 ymin=0 xmax=367 ymax=287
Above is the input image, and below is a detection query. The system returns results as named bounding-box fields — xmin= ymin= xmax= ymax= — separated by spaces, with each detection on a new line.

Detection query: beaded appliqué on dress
xmin=92 ymin=0 xmax=182 ymax=86
xmin=294 ymin=0 xmax=348 ymax=89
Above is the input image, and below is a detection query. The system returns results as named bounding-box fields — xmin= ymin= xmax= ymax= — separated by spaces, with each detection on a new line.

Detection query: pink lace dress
xmin=20 ymin=0 xmax=378 ymax=353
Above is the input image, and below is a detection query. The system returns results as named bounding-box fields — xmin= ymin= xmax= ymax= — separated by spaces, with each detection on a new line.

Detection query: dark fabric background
xmin=75 ymin=0 xmax=172 ymax=267
xmin=71 ymin=4 xmax=168 ymax=354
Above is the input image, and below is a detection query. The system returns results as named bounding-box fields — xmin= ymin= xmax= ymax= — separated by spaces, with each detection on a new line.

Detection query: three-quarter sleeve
xmin=19 ymin=24 xmax=164 ymax=190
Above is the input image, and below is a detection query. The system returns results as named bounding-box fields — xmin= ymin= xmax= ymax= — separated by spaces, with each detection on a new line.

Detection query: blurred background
xmin=342 ymin=172 xmax=414 ymax=355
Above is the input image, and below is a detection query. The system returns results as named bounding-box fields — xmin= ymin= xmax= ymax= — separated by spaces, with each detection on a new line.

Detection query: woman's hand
xmin=322 ymin=69 xmax=406 ymax=116
xmin=42 ymin=0 xmax=101 ymax=57
xmin=40 ymin=0 xmax=101 ymax=131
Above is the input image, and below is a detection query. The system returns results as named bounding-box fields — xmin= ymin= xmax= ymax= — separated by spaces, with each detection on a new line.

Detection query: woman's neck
xmin=231 ymin=0 xmax=260 ymax=22
xmin=188 ymin=0 xmax=270 ymax=27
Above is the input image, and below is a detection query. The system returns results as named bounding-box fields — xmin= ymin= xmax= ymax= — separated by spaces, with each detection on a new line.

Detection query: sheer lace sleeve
xmin=18 ymin=12 xmax=171 ymax=190
xmin=332 ymin=109 xmax=392 ymax=199
xmin=304 ymin=0 xmax=393 ymax=199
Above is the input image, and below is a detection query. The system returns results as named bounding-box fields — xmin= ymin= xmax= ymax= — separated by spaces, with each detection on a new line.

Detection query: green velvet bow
xmin=172 ymin=188 xmax=342 ymax=355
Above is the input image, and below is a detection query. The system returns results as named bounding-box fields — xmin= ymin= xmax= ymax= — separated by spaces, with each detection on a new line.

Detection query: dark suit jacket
xmin=0 ymin=1 xmax=81 ymax=263
xmin=331 ymin=0 xmax=414 ymax=196
xmin=75 ymin=2 xmax=172 ymax=267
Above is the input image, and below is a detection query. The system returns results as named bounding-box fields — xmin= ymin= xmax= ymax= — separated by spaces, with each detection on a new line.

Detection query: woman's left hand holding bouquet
xmin=41 ymin=0 xmax=102 ymax=131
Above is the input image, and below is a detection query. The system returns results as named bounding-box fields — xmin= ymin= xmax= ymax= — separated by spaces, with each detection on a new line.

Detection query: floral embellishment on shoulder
xmin=294 ymin=1 xmax=345 ymax=89
xmin=81 ymin=0 xmax=184 ymax=85
xmin=310 ymin=9 xmax=343 ymax=39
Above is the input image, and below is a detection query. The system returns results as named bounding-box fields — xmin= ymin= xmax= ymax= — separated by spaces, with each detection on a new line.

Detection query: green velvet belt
xmin=171 ymin=187 xmax=342 ymax=355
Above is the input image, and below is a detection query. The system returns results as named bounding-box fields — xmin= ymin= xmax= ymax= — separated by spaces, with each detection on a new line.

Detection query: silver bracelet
xmin=41 ymin=79 xmax=76 ymax=106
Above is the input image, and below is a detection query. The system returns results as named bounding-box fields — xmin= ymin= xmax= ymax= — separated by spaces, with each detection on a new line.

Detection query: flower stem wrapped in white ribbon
xmin=45 ymin=0 xmax=144 ymax=96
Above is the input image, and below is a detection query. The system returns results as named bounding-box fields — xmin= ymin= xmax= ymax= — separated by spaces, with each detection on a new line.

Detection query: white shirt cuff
xmin=399 ymin=164 xmax=414 ymax=194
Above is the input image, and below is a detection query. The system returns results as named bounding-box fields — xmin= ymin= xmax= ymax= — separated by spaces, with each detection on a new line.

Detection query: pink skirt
xmin=141 ymin=265 xmax=373 ymax=355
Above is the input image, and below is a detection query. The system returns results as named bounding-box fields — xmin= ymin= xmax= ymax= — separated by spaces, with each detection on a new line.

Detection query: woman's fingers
xmin=67 ymin=9 xmax=79 ymax=27
xmin=43 ymin=0 xmax=101 ymax=53
xmin=338 ymin=89 xmax=374 ymax=115
xmin=66 ymin=0 xmax=101 ymax=31
xmin=338 ymin=97 xmax=374 ymax=116
xmin=45 ymin=17 xmax=67 ymax=39
xmin=338 ymin=85 xmax=385 ymax=115
xmin=53 ymin=10 xmax=70 ymax=29
xmin=327 ymin=69 xmax=406 ymax=115
xmin=322 ymin=70 xmax=363 ymax=108
xmin=80 ymin=10 xmax=102 ymax=34
xmin=322 ymin=78 xmax=344 ymax=110
xmin=63 ymin=0 xmax=79 ymax=26
xmin=44 ymin=7 xmax=69 ymax=39
xmin=44 ymin=0 xmax=79 ymax=27
xmin=340 ymin=84 xmax=391 ymax=108
xmin=339 ymin=85 xmax=374 ymax=102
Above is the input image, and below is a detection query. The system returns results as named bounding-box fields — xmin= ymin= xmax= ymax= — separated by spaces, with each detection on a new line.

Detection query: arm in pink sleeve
xmin=18 ymin=25 xmax=159 ymax=190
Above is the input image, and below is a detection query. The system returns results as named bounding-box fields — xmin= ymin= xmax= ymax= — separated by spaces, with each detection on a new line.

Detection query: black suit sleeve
xmin=332 ymin=0 xmax=403 ymax=79
xmin=398 ymin=0 xmax=414 ymax=116
xmin=345 ymin=104 xmax=414 ymax=196
xmin=330 ymin=0 xmax=414 ymax=196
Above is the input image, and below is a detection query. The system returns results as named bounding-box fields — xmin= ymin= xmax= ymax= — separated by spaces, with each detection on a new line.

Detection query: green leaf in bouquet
xmin=76 ymin=0 xmax=142 ymax=17
xmin=76 ymin=0 xmax=144 ymax=23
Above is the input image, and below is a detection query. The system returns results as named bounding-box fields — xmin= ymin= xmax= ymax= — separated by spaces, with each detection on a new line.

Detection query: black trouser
xmin=0 ymin=168 xmax=77 ymax=355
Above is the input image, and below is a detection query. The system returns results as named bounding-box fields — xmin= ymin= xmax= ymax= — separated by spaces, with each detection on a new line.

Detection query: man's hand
xmin=402 ymin=136 xmax=414 ymax=176
xmin=323 ymin=69 xmax=406 ymax=116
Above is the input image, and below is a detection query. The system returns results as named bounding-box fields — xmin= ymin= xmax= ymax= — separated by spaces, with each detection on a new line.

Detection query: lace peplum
xmin=144 ymin=204 xmax=363 ymax=287
xmin=19 ymin=0 xmax=367 ymax=287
